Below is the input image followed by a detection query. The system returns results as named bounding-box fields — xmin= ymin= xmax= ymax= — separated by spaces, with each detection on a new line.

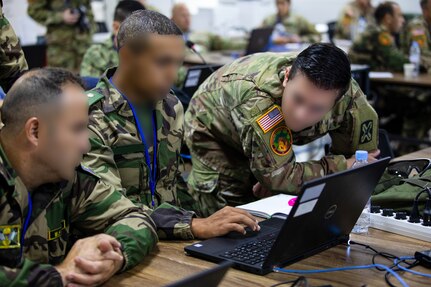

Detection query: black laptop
xmin=182 ymin=64 xmax=223 ymax=98
xmin=245 ymin=27 xmax=273 ymax=55
xmin=185 ymin=158 xmax=390 ymax=275
xmin=165 ymin=261 xmax=233 ymax=287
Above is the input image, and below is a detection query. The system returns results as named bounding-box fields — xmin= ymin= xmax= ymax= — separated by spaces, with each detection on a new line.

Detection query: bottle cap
xmin=355 ymin=150 xmax=368 ymax=161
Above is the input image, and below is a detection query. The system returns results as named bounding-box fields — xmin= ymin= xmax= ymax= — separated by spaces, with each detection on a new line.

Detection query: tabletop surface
xmin=105 ymin=148 xmax=431 ymax=287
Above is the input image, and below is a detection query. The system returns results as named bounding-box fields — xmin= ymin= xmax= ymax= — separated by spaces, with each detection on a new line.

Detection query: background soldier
xmin=28 ymin=0 xmax=94 ymax=72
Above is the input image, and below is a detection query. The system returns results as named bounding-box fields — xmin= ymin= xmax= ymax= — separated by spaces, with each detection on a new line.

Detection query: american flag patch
xmin=256 ymin=106 xmax=284 ymax=133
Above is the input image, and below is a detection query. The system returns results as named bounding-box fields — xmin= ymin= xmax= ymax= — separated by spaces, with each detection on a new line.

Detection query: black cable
xmin=349 ymin=240 xmax=425 ymax=287
xmin=270 ymin=276 xmax=308 ymax=287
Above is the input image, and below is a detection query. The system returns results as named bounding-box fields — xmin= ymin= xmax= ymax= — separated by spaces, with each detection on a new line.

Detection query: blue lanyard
xmin=20 ymin=192 xmax=32 ymax=258
xmin=109 ymin=78 xmax=158 ymax=207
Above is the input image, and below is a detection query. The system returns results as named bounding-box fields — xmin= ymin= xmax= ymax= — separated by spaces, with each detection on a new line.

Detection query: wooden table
xmin=370 ymin=73 xmax=431 ymax=88
xmin=394 ymin=147 xmax=431 ymax=161
xmin=106 ymin=148 xmax=431 ymax=286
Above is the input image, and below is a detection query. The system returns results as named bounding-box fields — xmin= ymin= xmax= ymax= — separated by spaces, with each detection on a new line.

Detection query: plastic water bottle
xmin=351 ymin=150 xmax=371 ymax=234
xmin=357 ymin=16 xmax=367 ymax=35
xmin=409 ymin=41 xmax=421 ymax=77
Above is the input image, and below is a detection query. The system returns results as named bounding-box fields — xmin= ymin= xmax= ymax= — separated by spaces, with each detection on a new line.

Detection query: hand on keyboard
xmin=191 ymin=206 xmax=261 ymax=239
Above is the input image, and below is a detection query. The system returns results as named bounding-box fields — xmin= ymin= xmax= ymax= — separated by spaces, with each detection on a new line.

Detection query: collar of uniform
xmin=0 ymin=142 xmax=17 ymax=187
xmin=277 ymin=12 xmax=291 ymax=23
xmin=97 ymin=67 xmax=132 ymax=117
xmin=378 ymin=24 xmax=390 ymax=33
xmin=98 ymin=67 xmax=166 ymax=119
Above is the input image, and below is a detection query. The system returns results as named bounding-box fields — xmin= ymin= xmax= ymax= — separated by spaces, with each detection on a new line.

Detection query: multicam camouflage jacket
xmin=402 ymin=16 xmax=431 ymax=73
xmin=349 ymin=24 xmax=409 ymax=72
xmin=0 ymin=143 xmax=158 ymax=287
xmin=80 ymin=35 xmax=118 ymax=78
xmin=0 ymin=3 xmax=28 ymax=92
xmin=185 ymin=52 xmax=378 ymax=215
xmin=83 ymin=67 xmax=196 ymax=240
xmin=261 ymin=13 xmax=321 ymax=43
xmin=335 ymin=0 xmax=375 ymax=40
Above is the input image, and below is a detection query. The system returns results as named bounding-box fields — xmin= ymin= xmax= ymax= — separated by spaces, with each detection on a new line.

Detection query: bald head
xmin=171 ymin=3 xmax=191 ymax=32
xmin=1 ymin=68 xmax=84 ymax=134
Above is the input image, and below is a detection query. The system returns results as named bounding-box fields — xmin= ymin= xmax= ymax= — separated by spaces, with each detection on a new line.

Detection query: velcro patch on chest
xmin=378 ymin=33 xmax=392 ymax=46
xmin=0 ymin=225 xmax=20 ymax=249
xmin=48 ymin=220 xmax=67 ymax=241
xmin=256 ymin=106 xmax=284 ymax=134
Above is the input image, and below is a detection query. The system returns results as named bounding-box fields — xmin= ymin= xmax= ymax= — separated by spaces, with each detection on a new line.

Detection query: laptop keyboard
xmin=220 ymin=232 xmax=278 ymax=265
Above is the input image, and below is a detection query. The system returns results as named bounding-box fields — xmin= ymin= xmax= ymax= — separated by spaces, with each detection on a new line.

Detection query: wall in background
xmin=3 ymin=0 xmax=423 ymax=45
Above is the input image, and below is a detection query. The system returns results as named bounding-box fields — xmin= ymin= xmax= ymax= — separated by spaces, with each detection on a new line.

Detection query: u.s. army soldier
xmin=185 ymin=44 xmax=379 ymax=216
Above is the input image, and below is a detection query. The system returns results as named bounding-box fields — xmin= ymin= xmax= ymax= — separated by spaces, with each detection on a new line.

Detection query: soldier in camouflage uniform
xmin=172 ymin=3 xmax=247 ymax=52
xmin=349 ymin=2 xmax=408 ymax=71
xmin=185 ymin=44 xmax=379 ymax=216
xmin=349 ymin=2 xmax=409 ymax=72
xmin=402 ymin=0 xmax=431 ymax=73
xmin=80 ymin=0 xmax=145 ymax=78
xmin=0 ymin=1 xmax=28 ymax=93
xmin=399 ymin=0 xmax=431 ymax=146
xmin=335 ymin=0 xmax=375 ymax=40
xmin=0 ymin=68 xmax=157 ymax=286
xmin=83 ymin=10 xmax=260 ymax=238
xmin=261 ymin=0 xmax=321 ymax=44
xmin=28 ymin=0 xmax=94 ymax=72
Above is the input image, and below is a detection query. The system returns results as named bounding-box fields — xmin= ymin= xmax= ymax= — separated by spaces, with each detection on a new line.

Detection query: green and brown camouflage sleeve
xmin=27 ymin=0 xmax=64 ymax=26
xmin=84 ymin=129 xmax=195 ymax=240
xmin=0 ymin=260 xmax=63 ymax=287
xmin=70 ymin=170 xmax=158 ymax=271
xmin=374 ymin=31 xmax=409 ymax=72
xmin=329 ymin=80 xmax=379 ymax=157
xmin=0 ymin=5 xmax=28 ymax=92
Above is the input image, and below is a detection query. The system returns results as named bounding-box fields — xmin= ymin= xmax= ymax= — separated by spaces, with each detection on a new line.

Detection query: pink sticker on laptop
xmin=288 ymin=197 xmax=297 ymax=206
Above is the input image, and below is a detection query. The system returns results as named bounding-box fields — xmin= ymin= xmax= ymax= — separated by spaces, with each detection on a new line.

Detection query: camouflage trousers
xmin=46 ymin=32 xmax=92 ymax=72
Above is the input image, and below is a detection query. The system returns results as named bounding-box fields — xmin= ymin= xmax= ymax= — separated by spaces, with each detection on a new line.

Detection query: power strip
xmin=370 ymin=212 xmax=431 ymax=242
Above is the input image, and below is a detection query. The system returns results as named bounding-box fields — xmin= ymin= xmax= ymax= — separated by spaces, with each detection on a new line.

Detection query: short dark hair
xmin=1 ymin=68 xmax=84 ymax=131
xmin=288 ymin=43 xmax=351 ymax=98
xmin=117 ymin=10 xmax=183 ymax=51
xmin=114 ymin=0 xmax=145 ymax=22
xmin=421 ymin=0 xmax=430 ymax=9
xmin=375 ymin=1 xmax=397 ymax=24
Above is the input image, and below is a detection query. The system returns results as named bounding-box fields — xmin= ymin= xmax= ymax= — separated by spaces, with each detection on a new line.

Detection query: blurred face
xmin=276 ymin=0 xmax=290 ymax=17
xmin=281 ymin=70 xmax=339 ymax=132
xmin=388 ymin=4 xmax=405 ymax=33
xmin=172 ymin=6 xmax=191 ymax=32
xmin=126 ymin=34 xmax=185 ymax=101
xmin=36 ymin=84 xmax=90 ymax=181
xmin=356 ymin=0 xmax=371 ymax=9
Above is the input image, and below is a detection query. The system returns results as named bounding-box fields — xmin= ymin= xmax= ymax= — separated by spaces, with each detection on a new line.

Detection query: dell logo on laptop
xmin=325 ymin=205 xmax=338 ymax=219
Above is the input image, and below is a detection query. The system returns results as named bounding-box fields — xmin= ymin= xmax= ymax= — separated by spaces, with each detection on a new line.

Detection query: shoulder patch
xmin=378 ymin=32 xmax=392 ymax=46
xmin=359 ymin=120 xmax=373 ymax=144
xmin=256 ymin=106 xmax=284 ymax=134
xmin=78 ymin=164 xmax=101 ymax=179
xmin=270 ymin=126 xmax=293 ymax=156
xmin=86 ymin=91 xmax=104 ymax=106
